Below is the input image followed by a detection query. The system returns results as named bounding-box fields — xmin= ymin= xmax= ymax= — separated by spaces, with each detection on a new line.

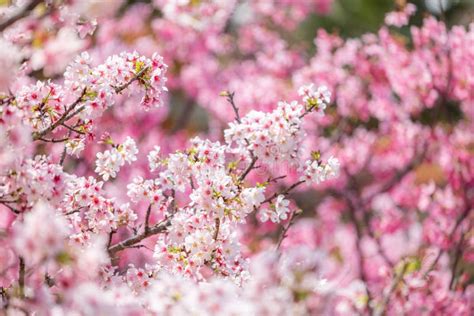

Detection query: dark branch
xmin=108 ymin=218 xmax=171 ymax=256
xmin=144 ymin=204 xmax=152 ymax=234
xmin=32 ymin=88 xmax=87 ymax=141
xmin=276 ymin=209 xmax=302 ymax=250
xmin=18 ymin=257 xmax=25 ymax=298
xmin=262 ymin=180 xmax=305 ymax=204
xmin=113 ymin=66 xmax=149 ymax=94
xmin=0 ymin=0 xmax=43 ymax=32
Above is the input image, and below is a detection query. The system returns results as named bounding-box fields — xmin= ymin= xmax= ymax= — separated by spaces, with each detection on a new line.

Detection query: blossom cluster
xmin=95 ymin=136 xmax=139 ymax=181
xmin=0 ymin=0 xmax=473 ymax=315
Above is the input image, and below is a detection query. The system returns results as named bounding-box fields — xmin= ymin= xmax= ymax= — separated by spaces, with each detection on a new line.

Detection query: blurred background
xmin=0 ymin=0 xmax=472 ymax=312
xmin=158 ymin=0 xmax=474 ymax=134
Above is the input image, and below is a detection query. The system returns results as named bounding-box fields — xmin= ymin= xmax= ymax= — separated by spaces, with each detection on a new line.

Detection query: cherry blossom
xmin=0 ymin=1 xmax=472 ymax=314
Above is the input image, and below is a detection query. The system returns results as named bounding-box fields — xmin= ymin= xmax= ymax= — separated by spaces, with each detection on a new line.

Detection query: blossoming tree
xmin=0 ymin=0 xmax=472 ymax=315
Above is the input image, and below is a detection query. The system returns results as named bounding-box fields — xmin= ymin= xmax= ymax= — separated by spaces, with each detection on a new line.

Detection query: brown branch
xmin=144 ymin=204 xmax=152 ymax=234
xmin=64 ymin=207 xmax=84 ymax=216
xmin=33 ymin=65 xmax=151 ymax=142
xmin=61 ymin=123 xmax=85 ymax=135
xmin=32 ymin=88 xmax=86 ymax=141
xmin=276 ymin=209 xmax=302 ymax=250
xmin=213 ymin=217 xmax=220 ymax=241
xmin=223 ymin=91 xmax=241 ymax=123
xmin=238 ymin=156 xmax=257 ymax=182
xmin=113 ymin=66 xmax=149 ymax=94
xmin=262 ymin=180 xmax=305 ymax=204
xmin=0 ymin=199 xmax=18 ymax=204
xmin=18 ymin=257 xmax=25 ymax=298
xmin=0 ymin=0 xmax=43 ymax=32
xmin=108 ymin=218 xmax=171 ymax=256
xmin=37 ymin=137 xmax=68 ymax=143
xmin=59 ymin=131 xmax=72 ymax=166
xmin=267 ymin=175 xmax=287 ymax=183
xmin=299 ymin=103 xmax=320 ymax=119
xmin=107 ymin=230 xmax=116 ymax=248
xmin=44 ymin=273 xmax=55 ymax=287
xmin=0 ymin=286 xmax=9 ymax=309
xmin=0 ymin=201 xmax=20 ymax=214
xmin=223 ymin=91 xmax=258 ymax=182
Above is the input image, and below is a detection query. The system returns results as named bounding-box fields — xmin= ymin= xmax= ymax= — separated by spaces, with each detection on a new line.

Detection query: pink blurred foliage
xmin=0 ymin=0 xmax=472 ymax=314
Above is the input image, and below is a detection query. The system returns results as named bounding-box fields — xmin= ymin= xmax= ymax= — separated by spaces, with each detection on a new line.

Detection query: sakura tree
xmin=0 ymin=0 xmax=472 ymax=315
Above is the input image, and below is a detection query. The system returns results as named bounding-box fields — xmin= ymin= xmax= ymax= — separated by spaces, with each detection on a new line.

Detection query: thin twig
xmin=449 ymin=229 xmax=466 ymax=290
xmin=0 ymin=202 xmax=20 ymax=214
xmin=267 ymin=175 xmax=287 ymax=183
xmin=114 ymin=66 xmax=149 ymax=94
xmin=34 ymin=66 xmax=150 ymax=142
xmin=238 ymin=156 xmax=257 ymax=182
xmin=378 ymin=261 xmax=409 ymax=316
xmin=64 ymin=207 xmax=85 ymax=216
xmin=59 ymin=142 xmax=68 ymax=166
xmin=224 ymin=91 xmax=241 ymax=123
xmin=262 ymin=180 xmax=305 ymax=204
xmin=37 ymin=137 xmax=69 ymax=143
xmin=276 ymin=209 xmax=302 ymax=250
xmin=0 ymin=198 xmax=18 ymax=203
xmin=424 ymin=205 xmax=471 ymax=276
xmin=223 ymin=91 xmax=259 ymax=182
xmin=61 ymin=123 xmax=85 ymax=135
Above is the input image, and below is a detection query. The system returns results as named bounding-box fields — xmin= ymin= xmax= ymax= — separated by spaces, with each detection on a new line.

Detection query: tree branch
xmin=18 ymin=257 xmax=25 ymax=298
xmin=108 ymin=218 xmax=171 ymax=257
xmin=276 ymin=209 xmax=302 ymax=250
xmin=223 ymin=91 xmax=258 ymax=182
xmin=262 ymin=180 xmax=305 ymax=204
xmin=32 ymin=88 xmax=87 ymax=141
xmin=223 ymin=91 xmax=241 ymax=123
xmin=113 ymin=66 xmax=149 ymax=94
xmin=0 ymin=201 xmax=20 ymax=214
xmin=144 ymin=204 xmax=152 ymax=234
xmin=238 ymin=156 xmax=257 ymax=182
xmin=0 ymin=0 xmax=43 ymax=32
xmin=33 ymin=66 xmax=151 ymax=142
xmin=61 ymin=123 xmax=85 ymax=135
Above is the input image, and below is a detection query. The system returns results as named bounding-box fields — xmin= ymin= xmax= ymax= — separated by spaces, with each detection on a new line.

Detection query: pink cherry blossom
xmin=0 ymin=1 xmax=472 ymax=314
